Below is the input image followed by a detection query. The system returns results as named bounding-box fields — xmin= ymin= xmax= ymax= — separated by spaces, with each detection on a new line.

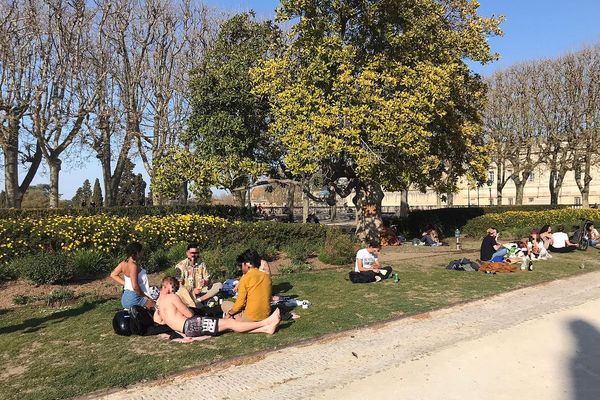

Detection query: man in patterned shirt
xmin=154 ymin=277 xmax=280 ymax=337
xmin=175 ymin=242 xmax=223 ymax=307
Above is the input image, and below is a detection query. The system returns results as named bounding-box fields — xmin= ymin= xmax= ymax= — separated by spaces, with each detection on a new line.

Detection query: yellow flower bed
xmin=0 ymin=214 xmax=235 ymax=263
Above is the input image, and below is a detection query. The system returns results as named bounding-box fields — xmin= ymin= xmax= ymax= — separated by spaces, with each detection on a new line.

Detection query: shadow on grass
xmin=569 ymin=319 xmax=600 ymax=400
xmin=0 ymin=298 xmax=112 ymax=335
xmin=273 ymin=282 xmax=293 ymax=293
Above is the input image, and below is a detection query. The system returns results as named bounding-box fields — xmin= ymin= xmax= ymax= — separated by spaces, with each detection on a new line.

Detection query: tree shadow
xmin=273 ymin=282 xmax=293 ymax=293
xmin=0 ymin=298 xmax=112 ymax=335
xmin=569 ymin=319 xmax=600 ymax=400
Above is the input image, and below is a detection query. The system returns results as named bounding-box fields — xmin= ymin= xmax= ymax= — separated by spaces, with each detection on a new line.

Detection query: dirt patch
xmin=0 ymin=364 xmax=28 ymax=380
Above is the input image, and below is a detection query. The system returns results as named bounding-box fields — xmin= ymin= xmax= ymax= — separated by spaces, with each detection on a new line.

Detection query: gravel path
xmin=95 ymin=271 xmax=600 ymax=400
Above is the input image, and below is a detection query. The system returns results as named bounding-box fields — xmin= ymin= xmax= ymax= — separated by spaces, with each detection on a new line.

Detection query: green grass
xmin=1 ymin=249 xmax=600 ymax=400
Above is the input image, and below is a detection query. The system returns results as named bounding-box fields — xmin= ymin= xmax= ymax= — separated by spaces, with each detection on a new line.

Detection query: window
xmin=575 ymin=197 xmax=582 ymax=206
xmin=528 ymin=173 xmax=535 ymax=183
xmin=529 ymin=197 xmax=534 ymax=203
xmin=508 ymin=198 xmax=514 ymax=205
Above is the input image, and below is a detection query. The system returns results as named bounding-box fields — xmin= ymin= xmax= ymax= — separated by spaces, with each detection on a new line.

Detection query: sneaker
xmin=528 ymin=261 xmax=534 ymax=271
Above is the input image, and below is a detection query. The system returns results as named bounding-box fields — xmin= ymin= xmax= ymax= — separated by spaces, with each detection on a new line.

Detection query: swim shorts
xmin=183 ymin=316 xmax=219 ymax=337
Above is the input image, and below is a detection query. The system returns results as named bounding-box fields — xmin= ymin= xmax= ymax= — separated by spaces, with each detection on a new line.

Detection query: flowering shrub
xmin=462 ymin=208 xmax=600 ymax=238
xmin=0 ymin=214 xmax=332 ymax=267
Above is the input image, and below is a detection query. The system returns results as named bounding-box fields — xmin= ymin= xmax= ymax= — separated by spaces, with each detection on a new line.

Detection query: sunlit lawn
xmin=1 ymin=247 xmax=599 ymax=400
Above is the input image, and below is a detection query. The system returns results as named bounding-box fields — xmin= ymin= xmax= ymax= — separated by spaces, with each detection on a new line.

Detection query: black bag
xmin=349 ymin=271 xmax=376 ymax=283
xmin=129 ymin=305 xmax=155 ymax=336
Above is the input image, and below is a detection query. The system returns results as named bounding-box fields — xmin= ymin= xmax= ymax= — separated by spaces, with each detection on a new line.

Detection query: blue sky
xmin=10 ymin=0 xmax=600 ymax=199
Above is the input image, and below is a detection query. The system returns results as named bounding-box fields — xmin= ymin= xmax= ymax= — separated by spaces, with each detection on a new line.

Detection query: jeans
xmin=490 ymin=247 xmax=508 ymax=260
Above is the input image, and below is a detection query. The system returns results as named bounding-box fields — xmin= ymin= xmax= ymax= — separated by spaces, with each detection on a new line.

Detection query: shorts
xmin=122 ymin=290 xmax=147 ymax=309
xmin=183 ymin=316 xmax=220 ymax=337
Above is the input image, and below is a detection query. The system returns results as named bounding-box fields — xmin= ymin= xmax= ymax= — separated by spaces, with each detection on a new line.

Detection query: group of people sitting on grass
xmin=110 ymin=242 xmax=280 ymax=338
xmin=479 ymin=223 xmax=600 ymax=269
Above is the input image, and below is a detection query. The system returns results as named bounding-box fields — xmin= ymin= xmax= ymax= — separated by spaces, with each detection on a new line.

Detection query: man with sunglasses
xmin=175 ymin=242 xmax=223 ymax=308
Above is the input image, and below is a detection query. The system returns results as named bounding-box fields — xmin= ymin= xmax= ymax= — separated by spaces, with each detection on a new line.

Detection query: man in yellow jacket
xmin=221 ymin=249 xmax=272 ymax=322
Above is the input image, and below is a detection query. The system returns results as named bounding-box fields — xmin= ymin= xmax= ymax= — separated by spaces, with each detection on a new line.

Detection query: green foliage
xmin=146 ymin=249 xmax=170 ymax=274
xmin=156 ymin=13 xmax=282 ymax=200
xmin=12 ymin=294 xmax=31 ymax=305
xmin=9 ymin=253 xmax=74 ymax=285
xmin=385 ymin=205 xmax=568 ymax=239
xmin=44 ymin=288 xmax=76 ymax=306
xmin=91 ymin=178 xmax=104 ymax=207
xmin=162 ymin=266 xmax=178 ymax=279
xmin=282 ymin=239 xmax=319 ymax=263
xmin=166 ymin=242 xmax=188 ymax=265
xmin=252 ymin=0 xmax=502 ymax=240
xmin=72 ymin=180 xmax=92 ymax=207
xmin=22 ymin=184 xmax=51 ymax=208
xmin=69 ymin=249 xmax=114 ymax=278
xmin=278 ymin=261 xmax=312 ymax=274
xmin=117 ymin=159 xmax=146 ymax=206
xmin=462 ymin=208 xmax=600 ymax=239
xmin=318 ymin=229 xmax=356 ymax=265
xmin=0 ymin=203 xmax=254 ymax=220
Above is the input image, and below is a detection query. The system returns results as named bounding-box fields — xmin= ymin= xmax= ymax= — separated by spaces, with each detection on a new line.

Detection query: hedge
xmin=385 ymin=205 xmax=569 ymax=238
xmin=0 ymin=203 xmax=254 ymax=220
xmin=0 ymin=214 xmax=334 ymax=265
xmin=462 ymin=208 xmax=600 ymax=239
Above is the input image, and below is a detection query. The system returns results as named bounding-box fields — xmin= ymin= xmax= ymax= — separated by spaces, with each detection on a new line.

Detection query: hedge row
xmin=0 ymin=203 xmax=254 ymax=220
xmin=0 ymin=214 xmax=334 ymax=263
xmin=385 ymin=205 xmax=569 ymax=238
xmin=462 ymin=208 xmax=600 ymax=239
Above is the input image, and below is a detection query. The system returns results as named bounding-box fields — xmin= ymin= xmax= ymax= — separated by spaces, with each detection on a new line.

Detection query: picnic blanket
xmin=479 ymin=262 xmax=517 ymax=273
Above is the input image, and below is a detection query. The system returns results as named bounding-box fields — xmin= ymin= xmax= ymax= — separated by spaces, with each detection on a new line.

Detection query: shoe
xmin=528 ymin=261 xmax=534 ymax=271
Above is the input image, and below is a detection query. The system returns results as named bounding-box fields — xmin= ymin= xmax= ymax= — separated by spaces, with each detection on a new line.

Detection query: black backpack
xmin=348 ymin=271 xmax=376 ymax=283
xmin=129 ymin=305 xmax=155 ymax=336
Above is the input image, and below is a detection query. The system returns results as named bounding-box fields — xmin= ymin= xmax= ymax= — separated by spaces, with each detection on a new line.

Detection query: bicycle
xmin=572 ymin=220 xmax=593 ymax=251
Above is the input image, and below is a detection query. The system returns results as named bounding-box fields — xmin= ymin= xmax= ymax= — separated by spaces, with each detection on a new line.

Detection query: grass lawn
xmin=1 ymin=246 xmax=600 ymax=400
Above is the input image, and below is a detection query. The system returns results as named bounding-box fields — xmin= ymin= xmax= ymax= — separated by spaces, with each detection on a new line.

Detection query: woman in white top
xmin=110 ymin=242 xmax=155 ymax=309
xmin=549 ymin=225 xmax=578 ymax=253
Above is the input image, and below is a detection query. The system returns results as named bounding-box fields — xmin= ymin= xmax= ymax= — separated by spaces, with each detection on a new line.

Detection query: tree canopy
xmin=251 ymin=0 xmax=501 ymax=241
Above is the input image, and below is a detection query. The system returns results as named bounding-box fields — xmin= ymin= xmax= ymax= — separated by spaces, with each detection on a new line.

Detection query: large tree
xmin=252 ymin=0 xmax=501 ymax=241
xmin=155 ymin=12 xmax=282 ymax=207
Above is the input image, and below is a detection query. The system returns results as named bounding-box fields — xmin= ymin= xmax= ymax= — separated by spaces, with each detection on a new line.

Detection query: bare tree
xmin=485 ymin=63 xmax=542 ymax=205
xmin=0 ymin=0 xmax=43 ymax=208
xmin=136 ymin=0 xmax=214 ymax=205
xmin=25 ymin=0 xmax=101 ymax=208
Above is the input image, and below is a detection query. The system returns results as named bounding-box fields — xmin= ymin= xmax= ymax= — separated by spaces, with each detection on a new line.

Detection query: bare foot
xmin=250 ymin=319 xmax=280 ymax=335
xmin=265 ymin=308 xmax=281 ymax=325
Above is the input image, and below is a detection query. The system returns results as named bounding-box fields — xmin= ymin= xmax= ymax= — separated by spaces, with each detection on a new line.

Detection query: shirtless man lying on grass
xmin=154 ymin=277 xmax=280 ymax=337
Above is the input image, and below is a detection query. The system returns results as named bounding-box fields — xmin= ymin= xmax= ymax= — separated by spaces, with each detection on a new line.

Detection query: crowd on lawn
xmin=478 ymin=222 xmax=600 ymax=270
xmin=110 ymin=243 xmax=280 ymax=338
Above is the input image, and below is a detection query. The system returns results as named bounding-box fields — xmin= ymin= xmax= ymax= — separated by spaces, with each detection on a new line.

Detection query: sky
xmin=7 ymin=0 xmax=600 ymax=199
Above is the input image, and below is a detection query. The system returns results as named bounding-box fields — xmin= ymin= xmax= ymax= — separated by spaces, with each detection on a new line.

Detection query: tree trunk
xmin=3 ymin=143 xmax=20 ymax=208
xmin=548 ymin=169 xmax=567 ymax=206
xmin=302 ymin=192 xmax=309 ymax=223
xmin=330 ymin=197 xmax=337 ymax=221
xmin=236 ymin=190 xmax=246 ymax=208
xmin=179 ymin=181 xmax=188 ymax=205
xmin=399 ymin=189 xmax=409 ymax=217
xmin=48 ymin=158 xmax=61 ymax=208
xmin=287 ymin=184 xmax=295 ymax=222
xmin=514 ymin=179 xmax=526 ymax=205
xmin=352 ymin=180 xmax=384 ymax=244
xmin=446 ymin=192 xmax=454 ymax=207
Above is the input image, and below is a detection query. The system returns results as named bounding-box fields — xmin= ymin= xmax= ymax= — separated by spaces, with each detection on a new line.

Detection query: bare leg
xmin=218 ymin=308 xmax=281 ymax=335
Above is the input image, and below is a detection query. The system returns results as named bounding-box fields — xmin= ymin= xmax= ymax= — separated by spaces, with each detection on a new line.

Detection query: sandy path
xmin=96 ymin=271 xmax=600 ymax=400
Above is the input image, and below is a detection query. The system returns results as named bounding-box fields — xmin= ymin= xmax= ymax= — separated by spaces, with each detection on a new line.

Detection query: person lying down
xmin=153 ymin=277 xmax=281 ymax=337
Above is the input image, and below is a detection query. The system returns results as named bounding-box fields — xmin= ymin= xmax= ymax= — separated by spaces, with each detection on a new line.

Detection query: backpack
xmin=348 ymin=271 xmax=376 ymax=283
xmin=128 ymin=305 xmax=155 ymax=336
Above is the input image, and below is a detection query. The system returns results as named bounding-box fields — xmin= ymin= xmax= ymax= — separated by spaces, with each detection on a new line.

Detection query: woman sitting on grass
xmin=540 ymin=225 xmax=553 ymax=249
xmin=549 ymin=225 xmax=578 ymax=253
xmin=529 ymin=229 xmax=551 ymax=260
xmin=110 ymin=242 xmax=155 ymax=309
